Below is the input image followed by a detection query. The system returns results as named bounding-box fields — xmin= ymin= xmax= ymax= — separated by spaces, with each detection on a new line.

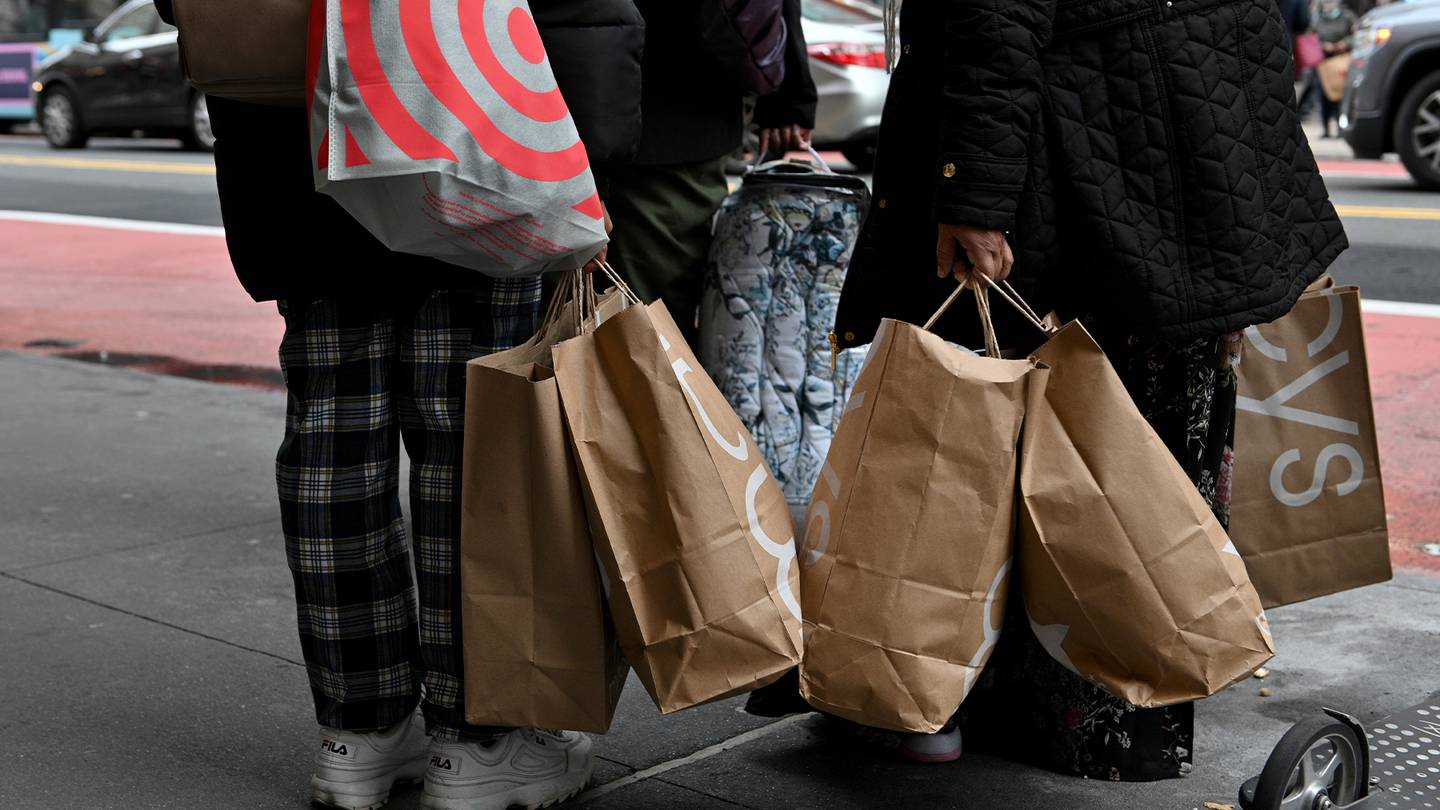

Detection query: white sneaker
xmin=311 ymin=711 xmax=430 ymax=810
xmin=421 ymin=729 xmax=593 ymax=810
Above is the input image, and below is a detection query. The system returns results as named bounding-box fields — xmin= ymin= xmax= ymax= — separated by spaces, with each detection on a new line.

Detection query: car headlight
xmin=1352 ymin=24 xmax=1392 ymax=59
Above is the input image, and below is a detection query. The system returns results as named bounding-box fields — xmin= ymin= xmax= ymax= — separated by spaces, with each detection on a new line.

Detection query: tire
xmin=841 ymin=140 xmax=876 ymax=172
xmin=1394 ymin=70 xmax=1440 ymax=191
xmin=180 ymin=92 xmax=215 ymax=152
xmin=39 ymin=87 xmax=88 ymax=150
xmin=1251 ymin=715 xmax=1366 ymax=810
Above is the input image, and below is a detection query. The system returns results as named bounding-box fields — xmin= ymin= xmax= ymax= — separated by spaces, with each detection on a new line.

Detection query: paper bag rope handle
xmin=595 ymin=261 xmax=641 ymax=306
xmin=923 ymin=274 xmax=1057 ymax=347
xmin=921 ymin=276 xmax=1001 ymax=356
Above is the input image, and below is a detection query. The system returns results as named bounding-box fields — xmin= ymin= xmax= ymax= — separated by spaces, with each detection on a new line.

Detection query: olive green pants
xmin=603 ymin=157 xmax=731 ymax=347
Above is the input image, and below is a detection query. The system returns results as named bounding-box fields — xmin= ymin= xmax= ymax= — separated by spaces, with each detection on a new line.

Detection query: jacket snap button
xmin=942 ymin=163 xmax=957 ymax=178
xmin=877 ymin=198 xmax=887 ymax=209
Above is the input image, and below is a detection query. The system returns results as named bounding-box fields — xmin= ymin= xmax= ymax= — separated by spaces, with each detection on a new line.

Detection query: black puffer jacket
xmin=533 ymin=0 xmax=645 ymax=164
xmin=833 ymin=0 xmax=1347 ymax=348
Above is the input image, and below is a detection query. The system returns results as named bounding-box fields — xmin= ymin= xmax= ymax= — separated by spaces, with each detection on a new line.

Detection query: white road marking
xmin=0 ymin=210 xmax=224 ymax=237
xmin=1364 ymin=299 xmax=1440 ymax=319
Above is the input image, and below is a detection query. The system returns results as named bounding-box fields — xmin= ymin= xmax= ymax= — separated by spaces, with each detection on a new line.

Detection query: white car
xmin=801 ymin=0 xmax=888 ymax=169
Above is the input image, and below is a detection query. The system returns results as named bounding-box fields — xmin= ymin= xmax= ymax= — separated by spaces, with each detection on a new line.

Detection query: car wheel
xmin=1394 ymin=71 xmax=1440 ymax=191
xmin=841 ymin=141 xmax=876 ymax=172
xmin=40 ymin=87 xmax=88 ymax=150
xmin=181 ymin=92 xmax=215 ymax=152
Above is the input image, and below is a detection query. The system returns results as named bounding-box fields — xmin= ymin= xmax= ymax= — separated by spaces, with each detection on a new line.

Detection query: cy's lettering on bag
xmin=1230 ymin=285 xmax=1390 ymax=608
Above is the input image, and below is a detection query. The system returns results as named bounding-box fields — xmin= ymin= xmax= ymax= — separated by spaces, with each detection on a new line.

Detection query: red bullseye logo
xmin=309 ymin=0 xmax=601 ymax=219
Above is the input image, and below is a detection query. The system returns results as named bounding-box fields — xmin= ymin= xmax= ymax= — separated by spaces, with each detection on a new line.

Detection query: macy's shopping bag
xmin=460 ymin=275 xmax=626 ymax=732
xmin=307 ymin=0 xmax=607 ymax=276
xmin=1016 ymin=307 xmax=1275 ymax=706
xmin=1231 ymin=284 xmax=1390 ymax=607
xmin=553 ymin=269 xmax=804 ymax=713
xmin=799 ymin=285 xmax=1045 ymax=733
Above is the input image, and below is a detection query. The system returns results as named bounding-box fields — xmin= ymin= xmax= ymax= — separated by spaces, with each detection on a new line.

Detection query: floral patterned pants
xmin=961 ymin=329 xmax=1243 ymax=782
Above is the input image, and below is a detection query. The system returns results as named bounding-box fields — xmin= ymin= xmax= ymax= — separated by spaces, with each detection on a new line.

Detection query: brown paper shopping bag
xmin=553 ymin=267 xmax=804 ymax=713
xmin=1011 ymin=287 xmax=1275 ymax=707
xmin=1231 ymin=285 xmax=1390 ymax=607
xmin=799 ymin=284 xmax=1045 ymax=733
xmin=460 ymin=276 xmax=627 ymax=733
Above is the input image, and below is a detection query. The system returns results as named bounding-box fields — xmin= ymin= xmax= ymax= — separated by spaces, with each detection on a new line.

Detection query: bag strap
xmin=596 ymin=261 xmax=641 ymax=305
xmin=921 ymin=276 xmax=1001 ymax=356
xmin=922 ymin=274 xmax=1057 ymax=353
xmin=983 ymin=276 xmax=1056 ymax=335
xmin=564 ymin=262 xmax=643 ymax=336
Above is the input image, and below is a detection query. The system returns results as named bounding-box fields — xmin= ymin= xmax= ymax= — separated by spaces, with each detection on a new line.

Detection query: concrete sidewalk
xmin=2 ymin=350 xmax=1437 ymax=810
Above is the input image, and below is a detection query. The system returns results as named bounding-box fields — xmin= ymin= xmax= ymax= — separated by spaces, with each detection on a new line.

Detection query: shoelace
xmin=528 ymin=728 xmax=568 ymax=745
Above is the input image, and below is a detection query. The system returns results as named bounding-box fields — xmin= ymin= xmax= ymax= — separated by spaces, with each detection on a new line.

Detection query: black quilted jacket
xmin=832 ymin=0 xmax=1348 ymax=348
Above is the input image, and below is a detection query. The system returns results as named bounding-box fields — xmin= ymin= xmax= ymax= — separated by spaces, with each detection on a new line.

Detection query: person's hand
xmin=758 ymin=125 xmax=813 ymax=157
xmin=582 ymin=202 xmax=613 ymax=274
xmin=936 ymin=223 xmax=1013 ymax=284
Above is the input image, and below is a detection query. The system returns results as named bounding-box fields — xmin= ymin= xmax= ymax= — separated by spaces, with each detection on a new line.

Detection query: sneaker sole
xmin=312 ymin=774 xmax=425 ymax=810
xmin=420 ymin=766 xmax=592 ymax=810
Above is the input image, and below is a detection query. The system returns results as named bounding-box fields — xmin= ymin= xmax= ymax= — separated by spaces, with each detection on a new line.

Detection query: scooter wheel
xmin=1252 ymin=715 xmax=1366 ymax=810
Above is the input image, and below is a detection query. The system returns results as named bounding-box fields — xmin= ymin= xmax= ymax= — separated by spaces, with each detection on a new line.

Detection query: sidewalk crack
xmin=1 ymin=517 xmax=280 ymax=575
xmin=0 ymin=571 xmax=304 ymax=667
xmin=652 ymin=776 xmax=763 ymax=809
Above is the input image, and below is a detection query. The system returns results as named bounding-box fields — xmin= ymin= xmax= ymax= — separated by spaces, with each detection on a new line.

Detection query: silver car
xmin=1341 ymin=0 xmax=1440 ymax=189
xmin=800 ymin=0 xmax=889 ymax=169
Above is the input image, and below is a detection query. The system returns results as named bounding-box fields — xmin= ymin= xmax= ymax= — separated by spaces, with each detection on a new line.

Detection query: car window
xmin=801 ymin=0 xmax=881 ymax=25
xmin=100 ymin=4 xmax=159 ymax=42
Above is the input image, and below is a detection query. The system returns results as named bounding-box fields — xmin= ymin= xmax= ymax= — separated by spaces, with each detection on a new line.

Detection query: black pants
xmin=208 ymin=96 xmax=534 ymax=738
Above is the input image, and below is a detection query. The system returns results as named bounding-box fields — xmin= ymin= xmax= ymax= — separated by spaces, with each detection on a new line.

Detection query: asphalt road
xmin=0 ymin=135 xmax=221 ymax=226
xmin=1 ymin=132 xmax=1437 ymax=303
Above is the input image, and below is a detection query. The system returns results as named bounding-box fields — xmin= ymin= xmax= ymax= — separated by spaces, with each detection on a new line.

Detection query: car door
xmin=133 ymin=14 xmax=186 ymax=127
xmin=82 ymin=1 xmax=163 ymax=128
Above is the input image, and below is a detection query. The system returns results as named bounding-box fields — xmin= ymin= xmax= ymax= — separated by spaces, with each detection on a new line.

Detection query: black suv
xmin=1341 ymin=0 xmax=1440 ymax=189
xmin=32 ymin=0 xmax=211 ymax=150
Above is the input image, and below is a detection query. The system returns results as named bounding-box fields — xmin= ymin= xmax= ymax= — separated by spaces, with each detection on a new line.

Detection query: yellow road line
xmin=0 ymin=153 xmax=215 ymax=175
xmin=1335 ymin=204 xmax=1440 ymax=221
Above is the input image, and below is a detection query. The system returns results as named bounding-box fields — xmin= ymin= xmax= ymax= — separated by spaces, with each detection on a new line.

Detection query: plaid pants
xmin=276 ymin=281 xmax=540 ymax=740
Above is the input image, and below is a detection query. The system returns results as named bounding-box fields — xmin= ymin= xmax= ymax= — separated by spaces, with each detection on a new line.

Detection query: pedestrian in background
xmin=158 ymin=0 xmax=642 ymax=807
xmin=829 ymin=0 xmax=1346 ymax=779
xmin=1314 ymin=0 xmax=1360 ymax=137
xmin=601 ymin=0 xmax=818 ymax=347
xmin=1282 ymin=0 xmax=1322 ymax=116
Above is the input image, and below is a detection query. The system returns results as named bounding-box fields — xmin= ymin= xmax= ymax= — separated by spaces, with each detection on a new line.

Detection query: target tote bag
xmin=307 ymin=0 xmax=608 ymax=277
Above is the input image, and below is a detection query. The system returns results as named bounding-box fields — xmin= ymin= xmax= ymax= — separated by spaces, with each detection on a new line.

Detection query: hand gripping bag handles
xmin=996 ymin=280 xmax=1276 ymax=707
xmin=307 ymin=0 xmax=608 ymax=276
xmin=553 ymin=265 xmax=804 ymax=713
xmin=459 ymin=273 xmax=627 ymax=733
xmin=799 ymin=281 xmax=1045 ymax=733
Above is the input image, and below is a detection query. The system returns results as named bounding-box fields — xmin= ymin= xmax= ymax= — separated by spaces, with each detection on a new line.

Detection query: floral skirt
xmin=960 ymin=329 xmax=1243 ymax=782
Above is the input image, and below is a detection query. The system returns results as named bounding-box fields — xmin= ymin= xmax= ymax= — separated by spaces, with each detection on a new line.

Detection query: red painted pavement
xmin=0 ymin=220 xmax=284 ymax=377
xmin=1316 ymin=159 xmax=1411 ymax=178
xmin=2 ymin=218 xmax=1436 ymax=573
xmin=1363 ymin=311 xmax=1440 ymax=573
